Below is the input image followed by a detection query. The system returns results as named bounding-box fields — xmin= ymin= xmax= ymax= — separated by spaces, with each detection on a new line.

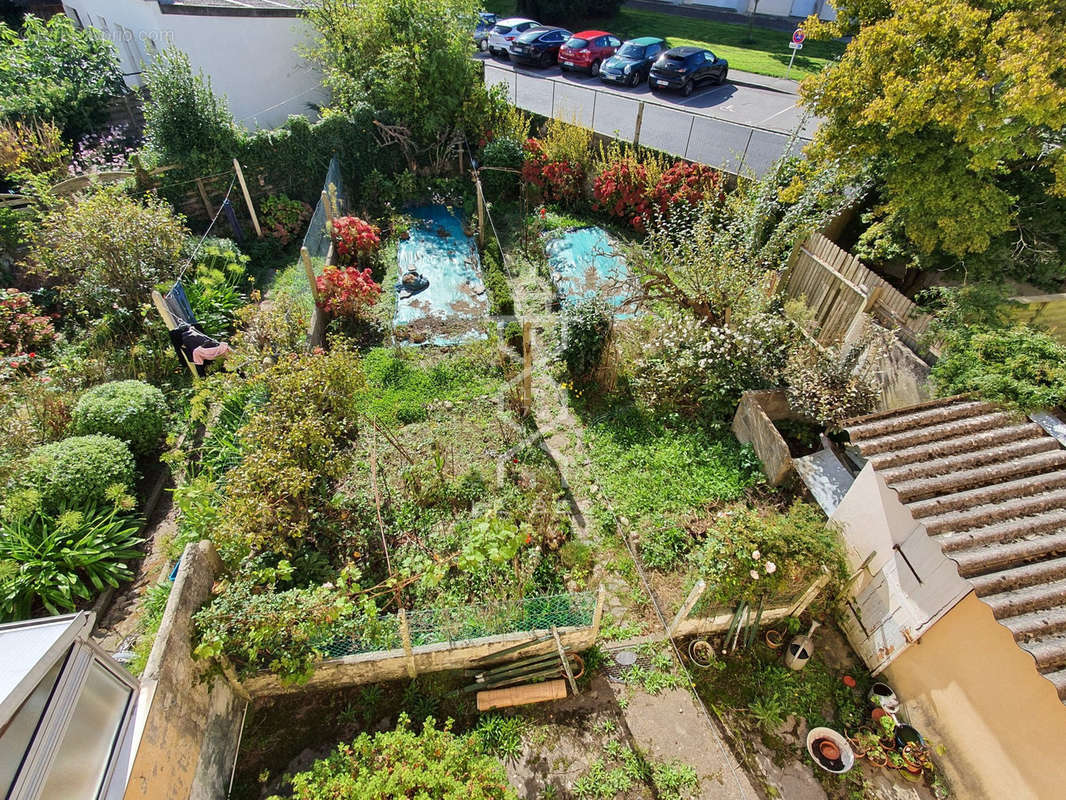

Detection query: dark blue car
xmin=600 ymin=36 xmax=667 ymax=87
xmin=474 ymin=11 xmax=498 ymax=51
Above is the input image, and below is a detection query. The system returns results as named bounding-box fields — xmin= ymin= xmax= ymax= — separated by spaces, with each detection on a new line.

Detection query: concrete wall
xmin=63 ymin=0 xmax=327 ymax=129
xmin=883 ymin=592 xmax=1066 ymax=800
xmin=731 ymin=390 xmax=797 ymax=485
xmin=876 ymin=338 xmax=932 ymax=412
xmin=122 ymin=541 xmax=245 ymax=800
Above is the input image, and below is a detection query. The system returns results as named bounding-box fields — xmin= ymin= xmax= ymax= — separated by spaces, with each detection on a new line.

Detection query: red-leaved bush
xmin=649 ymin=162 xmax=724 ymax=215
xmin=0 ymin=288 xmax=57 ymax=361
xmin=331 ymin=216 xmax=381 ymax=265
xmin=521 ymin=139 xmax=585 ymax=206
xmin=315 ymin=266 xmax=381 ymax=317
xmin=592 ymin=160 xmax=653 ymax=232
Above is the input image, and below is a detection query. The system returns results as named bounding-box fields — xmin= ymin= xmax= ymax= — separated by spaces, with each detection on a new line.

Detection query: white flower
xmin=764 ymin=562 xmax=777 ymax=574
xmin=749 ymin=569 xmax=760 ymax=580
xmin=751 ymin=550 xmax=761 ymax=560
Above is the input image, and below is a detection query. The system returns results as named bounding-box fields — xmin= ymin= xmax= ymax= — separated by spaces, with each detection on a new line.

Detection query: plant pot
xmin=765 ymin=629 xmax=785 ymax=649
xmin=900 ymin=766 xmax=924 ymax=782
xmin=688 ymin=638 xmax=715 ymax=668
xmin=880 ymin=738 xmax=896 ymax=752
xmin=868 ymin=681 xmax=900 ymax=713
xmin=818 ymin=740 xmax=841 ymax=761
xmin=871 ymin=706 xmax=896 ymax=724
xmin=866 ymin=752 xmax=887 ymax=768
xmin=805 ymin=727 xmax=854 ymax=774
xmin=895 ymin=724 xmax=924 ymax=750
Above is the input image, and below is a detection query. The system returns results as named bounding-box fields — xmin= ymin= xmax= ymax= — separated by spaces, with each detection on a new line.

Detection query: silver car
xmin=487 ymin=17 xmax=539 ymax=58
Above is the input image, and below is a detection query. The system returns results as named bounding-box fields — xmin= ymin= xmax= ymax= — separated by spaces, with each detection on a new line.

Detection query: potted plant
xmin=852 ymin=729 xmax=879 ymax=760
xmin=877 ymin=714 xmax=897 ymax=750
xmin=864 ymin=738 xmax=887 ymax=768
xmin=765 ymin=628 xmax=785 ymax=649
xmin=689 ymin=638 xmax=715 ymax=668
xmin=900 ymin=742 xmax=924 ymax=776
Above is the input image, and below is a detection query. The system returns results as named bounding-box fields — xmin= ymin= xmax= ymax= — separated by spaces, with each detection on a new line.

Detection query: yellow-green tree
xmin=801 ymin=0 xmax=1065 ymax=275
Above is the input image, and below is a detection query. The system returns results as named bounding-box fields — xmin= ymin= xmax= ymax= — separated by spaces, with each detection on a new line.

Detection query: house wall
xmin=883 ymin=592 xmax=1066 ymax=800
xmin=62 ymin=0 xmax=327 ymax=129
xmin=829 ymin=465 xmax=971 ymax=672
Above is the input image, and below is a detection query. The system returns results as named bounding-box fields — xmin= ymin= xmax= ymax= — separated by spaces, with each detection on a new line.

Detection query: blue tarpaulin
xmin=394 ymin=205 xmax=488 ymax=346
xmin=544 ymin=226 xmax=632 ymax=313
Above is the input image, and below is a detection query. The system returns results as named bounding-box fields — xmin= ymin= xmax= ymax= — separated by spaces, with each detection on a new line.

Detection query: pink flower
xmin=749 ymin=570 xmax=760 ymax=580
xmin=764 ymin=561 xmax=777 ymax=574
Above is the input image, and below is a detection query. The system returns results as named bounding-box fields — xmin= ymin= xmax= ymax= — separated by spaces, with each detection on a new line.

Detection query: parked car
xmin=648 ymin=46 xmax=728 ymax=96
xmin=488 ymin=18 xmax=540 ymax=58
xmin=509 ymin=26 xmax=573 ymax=68
xmin=474 ymin=12 xmax=498 ymax=51
xmin=558 ymin=30 xmax=621 ymax=76
xmin=599 ymin=36 xmax=667 ymax=87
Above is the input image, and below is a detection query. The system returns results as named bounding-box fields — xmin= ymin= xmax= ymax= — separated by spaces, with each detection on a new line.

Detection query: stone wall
xmin=732 ymin=390 xmax=797 ymax=485
xmin=123 ymin=541 xmax=245 ymax=800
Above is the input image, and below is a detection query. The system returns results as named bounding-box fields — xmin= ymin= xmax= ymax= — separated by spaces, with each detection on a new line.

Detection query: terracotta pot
xmin=765 ymin=629 xmax=785 ymax=649
xmin=871 ymin=707 xmax=890 ymax=723
xmin=866 ymin=752 xmax=887 ymax=768
xmin=818 ymin=740 xmax=841 ymax=761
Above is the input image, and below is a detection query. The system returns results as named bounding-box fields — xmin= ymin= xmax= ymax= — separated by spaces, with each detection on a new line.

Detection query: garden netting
xmin=318 ymin=591 xmax=597 ymax=660
xmin=289 ymin=156 xmax=347 ymax=311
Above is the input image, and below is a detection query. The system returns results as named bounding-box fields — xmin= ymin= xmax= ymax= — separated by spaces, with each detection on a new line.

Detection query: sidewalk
xmin=728 ymin=67 xmax=802 ymax=94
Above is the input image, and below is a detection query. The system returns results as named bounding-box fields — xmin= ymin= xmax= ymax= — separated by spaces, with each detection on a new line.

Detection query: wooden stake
xmin=475 ymin=177 xmax=486 ymax=249
xmin=321 ymin=190 xmax=334 ymax=225
xmin=232 ymin=158 xmax=261 ymax=238
xmin=667 ymin=579 xmax=706 ymax=636
xmin=552 ymin=626 xmax=578 ymax=696
xmin=151 ymin=289 xmax=198 ymax=380
xmin=521 ymin=321 xmax=533 ymax=417
xmin=194 ymin=178 xmax=214 ymax=218
xmin=399 ymin=609 xmax=417 ymax=679
xmin=301 ymin=246 xmax=318 ymax=303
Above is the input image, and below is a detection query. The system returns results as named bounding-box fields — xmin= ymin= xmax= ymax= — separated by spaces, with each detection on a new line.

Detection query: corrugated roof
xmin=160 ymin=0 xmax=306 ymax=13
xmin=845 ymin=397 xmax=1066 ymax=704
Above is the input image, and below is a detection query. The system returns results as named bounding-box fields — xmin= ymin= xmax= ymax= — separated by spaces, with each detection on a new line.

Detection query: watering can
xmin=784 ymin=620 xmax=820 ymax=671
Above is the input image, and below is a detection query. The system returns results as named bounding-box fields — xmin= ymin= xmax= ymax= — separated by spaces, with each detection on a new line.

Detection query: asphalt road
xmin=480 ymin=52 xmax=820 ymax=175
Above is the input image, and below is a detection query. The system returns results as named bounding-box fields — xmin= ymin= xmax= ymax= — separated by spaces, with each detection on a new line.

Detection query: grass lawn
xmin=484 ymin=2 xmax=844 ymax=80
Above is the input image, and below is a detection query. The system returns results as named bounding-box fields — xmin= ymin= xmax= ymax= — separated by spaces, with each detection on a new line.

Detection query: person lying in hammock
xmin=398 ymin=269 xmax=430 ymax=299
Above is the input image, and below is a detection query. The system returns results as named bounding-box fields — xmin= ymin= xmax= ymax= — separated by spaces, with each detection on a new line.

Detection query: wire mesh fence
xmin=318 ymin=591 xmax=597 ymax=661
xmin=286 ymin=156 xmax=346 ymax=314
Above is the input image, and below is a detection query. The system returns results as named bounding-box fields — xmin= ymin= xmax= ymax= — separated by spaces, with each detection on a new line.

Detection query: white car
xmin=487 ymin=18 xmax=540 ymax=58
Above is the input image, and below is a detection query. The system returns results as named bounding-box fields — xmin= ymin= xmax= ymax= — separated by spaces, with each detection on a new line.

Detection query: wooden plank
xmin=551 ymin=626 xmax=578 ymax=696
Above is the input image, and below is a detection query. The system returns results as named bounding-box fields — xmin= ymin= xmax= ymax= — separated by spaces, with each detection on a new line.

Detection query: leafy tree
xmin=801 ymin=0 xmax=1066 ymax=276
xmin=0 ymin=14 xmax=124 ymax=135
xmin=306 ymin=0 xmax=502 ymax=170
xmin=284 ymin=714 xmax=517 ymax=800
xmin=30 ymin=186 xmax=188 ymax=321
xmin=141 ymin=48 xmax=238 ymax=170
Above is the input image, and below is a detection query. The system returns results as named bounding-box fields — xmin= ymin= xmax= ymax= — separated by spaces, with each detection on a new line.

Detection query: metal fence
xmin=302 ymin=155 xmax=346 ymax=260
xmin=320 ymin=591 xmax=597 ymax=660
xmin=484 ymin=63 xmax=809 ymax=177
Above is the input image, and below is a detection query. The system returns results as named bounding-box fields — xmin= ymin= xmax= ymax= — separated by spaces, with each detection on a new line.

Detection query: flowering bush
xmin=592 ymin=158 xmax=652 ymax=231
xmin=522 ymin=138 xmax=585 ymax=206
xmin=631 ymin=311 xmax=796 ymax=420
xmin=68 ymin=123 xmax=140 ymax=175
xmin=649 ymin=161 xmax=724 ymax=215
xmin=331 ymin=215 xmax=381 ymax=265
xmin=315 ymin=266 xmax=382 ymax=317
xmin=0 ymin=289 xmax=57 ymax=363
xmin=689 ymin=502 xmax=846 ymax=608
xmin=260 ymin=194 xmax=312 ymax=246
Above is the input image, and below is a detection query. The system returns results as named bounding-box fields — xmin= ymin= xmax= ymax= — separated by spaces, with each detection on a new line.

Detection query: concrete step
xmin=983 ymin=578 xmax=1066 ymax=621
xmin=968 ymin=556 xmax=1066 ymax=596
xmin=880 ymin=434 xmax=1059 ymax=486
xmin=868 ymin=424 xmax=1048 ymax=471
xmin=905 ymin=465 xmax=1066 ymax=515
xmin=846 ymin=400 xmax=992 ymax=442
xmin=922 ymin=489 xmax=1066 ymax=535
xmin=853 ymin=412 xmax=1016 ymax=457
xmin=949 ymin=529 xmax=1066 ymax=578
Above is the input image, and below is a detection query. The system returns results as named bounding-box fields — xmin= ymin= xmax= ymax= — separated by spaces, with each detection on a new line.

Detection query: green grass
xmin=585 ymin=405 xmax=762 ymax=523
xmin=484 ymin=2 xmax=844 ymax=80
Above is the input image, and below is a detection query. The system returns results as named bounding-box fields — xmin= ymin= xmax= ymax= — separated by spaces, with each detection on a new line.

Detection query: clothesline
xmin=175 ymin=173 xmax=238 ymax=285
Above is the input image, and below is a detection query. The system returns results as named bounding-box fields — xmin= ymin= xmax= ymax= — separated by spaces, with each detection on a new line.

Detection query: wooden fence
xmin=784 ymin=232 xmax=935 ymax=351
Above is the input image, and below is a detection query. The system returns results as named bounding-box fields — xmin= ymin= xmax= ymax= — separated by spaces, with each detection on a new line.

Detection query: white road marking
xmin=675 ymin=84 xmax=732 ymax=106
xmin=757 ymin=103 xmax=798 ymax=125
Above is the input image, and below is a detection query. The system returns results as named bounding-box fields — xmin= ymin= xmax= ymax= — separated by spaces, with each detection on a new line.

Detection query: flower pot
xmin=866 ymin=751 xmax=887 ymax=768
xmin=868 ymin=681 xmax=900 ymax=713
xmin=806 ymin=727 xmax=854 ymax=774
xmin=818 ymin=740 xmax=841 ymax=761
xmin=688 ymin=638 xmax=715 ymax=668
xmin=765 ymin=629 xmax=785 ymax=649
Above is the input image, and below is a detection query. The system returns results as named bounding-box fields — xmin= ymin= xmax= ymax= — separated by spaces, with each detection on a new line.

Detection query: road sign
xmin=793 ymin=29 xmax=806 ymax=44
xmin=788 ymin=42 xmax=803 ymax=50
xmin=786 ymin=30 xmax=805 ymax=78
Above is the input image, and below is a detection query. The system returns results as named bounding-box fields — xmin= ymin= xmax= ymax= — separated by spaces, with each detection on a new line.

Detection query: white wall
xmin=63 ymin=0 xmax=328 ymax=129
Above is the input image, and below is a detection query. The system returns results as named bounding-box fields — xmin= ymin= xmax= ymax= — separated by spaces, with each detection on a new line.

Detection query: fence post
xmin=667 ymin=579 xmax=706 ymax=637
xmin=399 ymin=609 xmax=417 ymax=679
xmin=232 ymin=158 xmax=262 ymax=238
xmin=633 ymin=101 xmax=645 ymax=146
xmin=786 ymin=573 xmax=831 ymax=619
xmin=862 ymin=285 xmax=885 ymax=313
xmin=521 ymin=321 xmax=533 ymax=416
xmin=194 ymin=178 xmax=214 ymax=219
xmin=476 ymin=178 xmax=486 ymax=249
xmin=321 ymin=190 xmax=334 ymax=228
xmin=592 ymin=584 xmax=606 ymax=639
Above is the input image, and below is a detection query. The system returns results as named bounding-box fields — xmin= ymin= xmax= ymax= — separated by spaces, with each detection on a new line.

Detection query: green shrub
xmin=17 ymin=435 xmax=136 ymax=512
xmin=0 ymin=500 xmax=142 ymax=621
xmin=73 ymin=380 xmax=168 ymax=456
xmin=285 ymin=714 xmax=517 ymax=800
xmin=481 ymin=136 xmax=524 ymax=199
xmin=639 ymin=523 xmax=693 ymax=571
xmin=931 ymin=324 xmax=1066 ymax=412
xmin=481 ymin=243 xmax=514 ymax=316
xmin=559 ymin=296 xmax=612 ymax=382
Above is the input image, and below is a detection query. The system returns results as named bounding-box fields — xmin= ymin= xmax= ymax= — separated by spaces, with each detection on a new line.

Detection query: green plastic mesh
xmin=318 ymin=592 xmax=596 ymax=661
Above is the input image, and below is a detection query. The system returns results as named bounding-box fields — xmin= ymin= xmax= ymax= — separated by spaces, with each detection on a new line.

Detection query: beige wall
xmin=884 ymin=592 xmax=1066 ymax=800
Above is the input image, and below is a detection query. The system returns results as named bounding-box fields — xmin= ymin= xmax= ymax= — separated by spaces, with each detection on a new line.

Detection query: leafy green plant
xmin=15 ymin=435 xmax=136 ymax=513
xmin=481 ymin=137 xmax=525 ymax=199
xmin=72 ymin=379 xmax=168 ymax=456
xmin=475 ymin=714 xmax=526 ymax=761
xmin=558 ymin=295 xmax=612 ymax=383
xmin=0 ymin=499 xmax=142 ymax=621
xmin=260 ymin=194 xmax=312 ymax=246
xmin=639 ymin=523 xmax=693 ymax=571
xmin=129 ymin=581 xmax=173 ymax=675
xmin=481 ymin=241 xmax=514 ymax=316
xmin=286 ymin=714 xmax=517 ymax=800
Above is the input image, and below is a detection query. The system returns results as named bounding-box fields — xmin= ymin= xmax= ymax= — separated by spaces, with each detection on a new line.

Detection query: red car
xmin=558 ymin=30 xmax=622 ymax=76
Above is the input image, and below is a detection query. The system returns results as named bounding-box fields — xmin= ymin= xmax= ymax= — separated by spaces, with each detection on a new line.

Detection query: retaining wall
xmin=732 ymin=390 xmax=799 ymax=485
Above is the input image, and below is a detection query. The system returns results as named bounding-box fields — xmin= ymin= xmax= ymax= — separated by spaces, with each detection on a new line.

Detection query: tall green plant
xmin=0 ymin=502 xmax=143 ymax=620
